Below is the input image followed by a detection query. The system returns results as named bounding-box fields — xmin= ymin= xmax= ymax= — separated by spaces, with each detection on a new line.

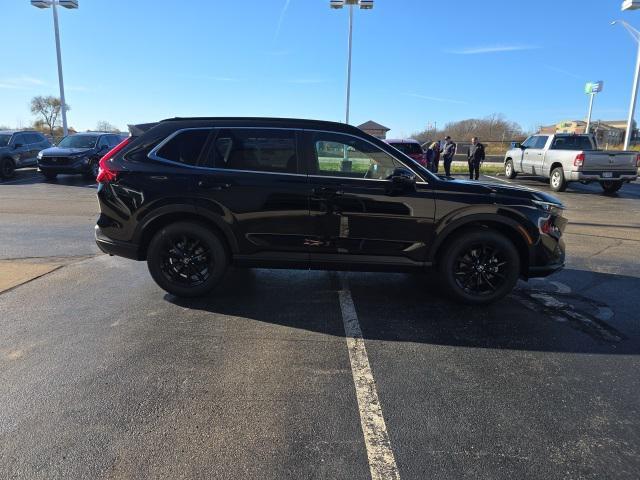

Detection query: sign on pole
xmin=585 ymin=81 xmax=604 ymax=94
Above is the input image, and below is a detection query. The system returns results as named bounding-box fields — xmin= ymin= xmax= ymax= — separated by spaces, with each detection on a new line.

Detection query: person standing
xmin=441 ymin=136 xmax=456 ymax=177
xmin=467 ymin=136 xmax=485 ymax=180
xmin=426 ymin=142 xmax=441 ymax=173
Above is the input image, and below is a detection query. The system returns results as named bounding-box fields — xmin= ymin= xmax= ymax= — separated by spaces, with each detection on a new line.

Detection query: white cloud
xmin=404 ymin=93 xmax=467 ymax=105
xmin=274 ymin=0 xmax=292 ymax=42
xmin=543 ymin=65 xmax=582 ymax=79
xmin=0 ymin=75 xmax=46 ymax=89
xmin=286 ymin=78 xmax=328 ymax=84
xmin=447 ymin=45 xmax=539 ymax=55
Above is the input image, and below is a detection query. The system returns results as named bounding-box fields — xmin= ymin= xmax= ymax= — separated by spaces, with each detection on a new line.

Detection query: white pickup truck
xmin=504 ymin=134 xmax=639 ymax=193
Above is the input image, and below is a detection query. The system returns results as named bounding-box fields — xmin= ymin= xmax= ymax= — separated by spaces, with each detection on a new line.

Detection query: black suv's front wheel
xmin=147 ymin=221 xmax=228 ymax=298
xmin=439 ymin=229 xmax=520 ymax=304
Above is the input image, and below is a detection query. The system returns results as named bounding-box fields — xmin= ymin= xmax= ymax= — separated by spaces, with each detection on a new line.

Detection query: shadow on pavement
xmin=0 ymin=169 xmax=96 ymax=189
xmin=166 ymin=267 xmax=640 ymax=356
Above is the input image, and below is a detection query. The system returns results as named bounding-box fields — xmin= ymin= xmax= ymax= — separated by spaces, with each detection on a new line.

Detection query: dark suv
xmin=38 ymin=132 xmax=124 ymax=180
xmin=0 ymin=130 xmax=52 ymax=179
xmin=95 ymin=117 xmax=566 ymax=304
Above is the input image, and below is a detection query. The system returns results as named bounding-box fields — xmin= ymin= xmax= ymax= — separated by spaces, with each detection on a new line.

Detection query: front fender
xmin=427 ymin=207 xmax=536 ymax=262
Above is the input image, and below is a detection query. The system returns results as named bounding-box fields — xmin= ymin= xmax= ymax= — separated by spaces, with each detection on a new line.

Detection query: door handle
xmin=198 ymin=180 xmax=231 ymax=190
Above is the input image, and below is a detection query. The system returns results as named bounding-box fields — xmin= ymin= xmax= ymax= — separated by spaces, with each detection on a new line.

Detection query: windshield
xmin=0 ymin=134 xmax=11 ymax=147
xmin=57 ymin=135 xmax=98 ymax=149
xmin=389 ymin=142 xmax=423 ymax=155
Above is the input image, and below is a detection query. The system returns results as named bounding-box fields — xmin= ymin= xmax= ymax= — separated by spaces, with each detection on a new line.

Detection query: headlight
xmin=37 ymin=152 xmax=43 ymax=160
xmin=532 ymin=199 xmax=564 ymax=215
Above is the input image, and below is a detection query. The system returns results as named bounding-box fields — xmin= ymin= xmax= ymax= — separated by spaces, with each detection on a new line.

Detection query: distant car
xmin=504 ymin=133 xmax=639 ymax=193
xmin=0 ymin=130 xmax=52 ymax=179
xmin=385 ymin=139 xmax=426 ymax=166
xmin=37 ymin=132 xmax=124 ymax=180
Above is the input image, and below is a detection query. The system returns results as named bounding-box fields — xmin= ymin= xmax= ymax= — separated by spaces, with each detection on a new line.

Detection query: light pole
xmin=613 ymin=19 xmax=640 ymax=149
xmin=30 ymin=0 xmax=78 ymax=137
xmin=330 ymin=0 xmax=373 ymax=125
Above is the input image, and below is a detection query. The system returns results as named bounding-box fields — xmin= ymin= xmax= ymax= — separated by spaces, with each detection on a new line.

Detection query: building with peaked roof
xmin=357 ymin=120 xmax=390 ymax=139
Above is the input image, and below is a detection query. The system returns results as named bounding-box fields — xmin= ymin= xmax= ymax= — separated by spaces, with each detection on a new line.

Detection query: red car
xmin=385 ymin=138 xmax=426 ymax=166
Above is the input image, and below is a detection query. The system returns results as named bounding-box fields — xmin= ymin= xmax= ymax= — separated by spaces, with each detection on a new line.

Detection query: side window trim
xmin=302 ymin=128 xmax=426 ymax=183
xmin=199 ymin=127 xmax=305 ymax=176
xmin=148 ymin=127 xmax=215 ymax=168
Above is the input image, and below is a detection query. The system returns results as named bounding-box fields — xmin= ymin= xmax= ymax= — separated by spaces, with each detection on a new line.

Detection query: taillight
xmin=574 ymin=153 xmax=585 ymax=167
xmin=96 ymin=137 xmax=132 ymax=183
xmin=636 ymin=154 xmax=640 ymax=168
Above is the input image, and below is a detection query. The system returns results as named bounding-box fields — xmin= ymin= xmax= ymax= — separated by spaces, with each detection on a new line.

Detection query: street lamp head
xmin=59 ymin=0 xmax=79 ymax=9
xmin=330 ymin=0 xmax=344 ymax=8
xmin=622 ymin=0 xmax=640 ymax=11
xmin=30 ymin=0 xmax=51 ymax=8
xmin=359 ymin=0 xmax=374 ymax=9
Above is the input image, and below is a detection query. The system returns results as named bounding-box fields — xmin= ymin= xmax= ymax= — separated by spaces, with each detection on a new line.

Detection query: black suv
xmin=38 ymin=132 xmax=124 ymax=180
xmin=95 ymin=118 xmax=566 ymax=304
xmin=0 ymin=130 xmax=52 ymax=179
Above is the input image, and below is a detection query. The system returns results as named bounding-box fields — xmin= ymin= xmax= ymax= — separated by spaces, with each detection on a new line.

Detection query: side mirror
xmin=388 ymin=167 xmax=416 ymax=191
xmin=13 ymin=143 xmax=23 ymax=149
xmin=519 ymin=144 xmax=526 ymax=150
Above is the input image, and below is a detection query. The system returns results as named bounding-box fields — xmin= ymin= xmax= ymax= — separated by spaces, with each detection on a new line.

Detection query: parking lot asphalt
xmin=1 ymin=168 xmax=640 ymax=479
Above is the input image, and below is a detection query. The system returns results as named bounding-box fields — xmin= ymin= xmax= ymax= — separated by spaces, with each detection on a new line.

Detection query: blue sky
xmin=1 ymin=0 xmax=638 ymax=137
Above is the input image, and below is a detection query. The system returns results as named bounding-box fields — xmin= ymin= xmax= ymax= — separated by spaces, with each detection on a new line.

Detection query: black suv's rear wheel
xmin=147 ymin=222 xmax=228 ymax=297
xmin=439 ymin=230 xmax=520 ymax=304
xmin=0 ymin=157 xmax=16 ymax=179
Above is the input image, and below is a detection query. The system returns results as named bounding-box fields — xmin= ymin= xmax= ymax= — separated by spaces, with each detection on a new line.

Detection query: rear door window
xmin=206 ymin=128 xmax=298 ymax=174
xmin=551 ymin=136 xmax=595 ymax=150
xmin=153 ymin=129 xmax=212 ymax=166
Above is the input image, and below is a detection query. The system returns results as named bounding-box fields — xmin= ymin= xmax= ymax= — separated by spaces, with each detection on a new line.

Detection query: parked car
xmin=37 ymin=132 xmax=124 ymax=180
xmin=95 ymin=117 xmax=566 ymax=304
xmin=385 ymin=138 xmax=426 ymax=166
xmin=504 ymin=133 xmax=639 ymax=193
xmin=0 ymin=130 xmax=52 ymax=179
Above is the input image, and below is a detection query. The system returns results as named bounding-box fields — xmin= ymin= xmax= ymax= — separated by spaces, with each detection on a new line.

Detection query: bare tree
xmin=95 ymin=121 xmax=120 ymax=133
xmin=30 ymin=96 xmax=69 ymax=137
xmin=412 ymin=113 xmax=523 ymax=144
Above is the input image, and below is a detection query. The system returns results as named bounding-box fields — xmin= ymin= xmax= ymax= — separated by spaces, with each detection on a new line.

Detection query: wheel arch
xmin=428 ymin=215 xmax=531 ymax=275
xmin=136 ymin=210 xmax=238 ymax=260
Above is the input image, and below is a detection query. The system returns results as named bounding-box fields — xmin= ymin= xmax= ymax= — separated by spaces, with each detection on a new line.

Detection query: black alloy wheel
xmin=0 ymin=157 xmax=16 ymax=179
xmin=453 ymin=243 xmax=508 ymax=296
xmin=147 ymin=222 xmax=227 ymax=297
xmin=440 ymin=229 xmax=520 ymax=304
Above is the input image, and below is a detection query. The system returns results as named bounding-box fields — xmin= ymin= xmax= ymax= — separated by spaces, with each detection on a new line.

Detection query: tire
xmin=42 ymin=171 xmax=58 ymax=180
xmin=439 ymin=229 xmax=520 ymax=305
xmin=505 ymin=159 xmax=517 ymax=179
xmin=0 ymin=157 xmax=16 ymax=179
xmin=600 ymin=180 xmax=622 ymax=195
xmin=146 ymin=221 xmax=228 ymax=298
xmin=549 ymin=167 xmax=567 ymax=192
xmin=83 ymin=160 xmax=99 ymax=180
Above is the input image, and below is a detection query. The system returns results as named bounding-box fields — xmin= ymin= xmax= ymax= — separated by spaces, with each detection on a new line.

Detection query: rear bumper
xmin=568 ymin=170 xmax=638 ymax=182
xmin=95 ymin=226 xmax=140 ymax=260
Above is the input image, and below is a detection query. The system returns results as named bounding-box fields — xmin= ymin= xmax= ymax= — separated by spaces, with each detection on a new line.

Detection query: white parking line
xmin=338 ymin=275 xmax=401 ymax=480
